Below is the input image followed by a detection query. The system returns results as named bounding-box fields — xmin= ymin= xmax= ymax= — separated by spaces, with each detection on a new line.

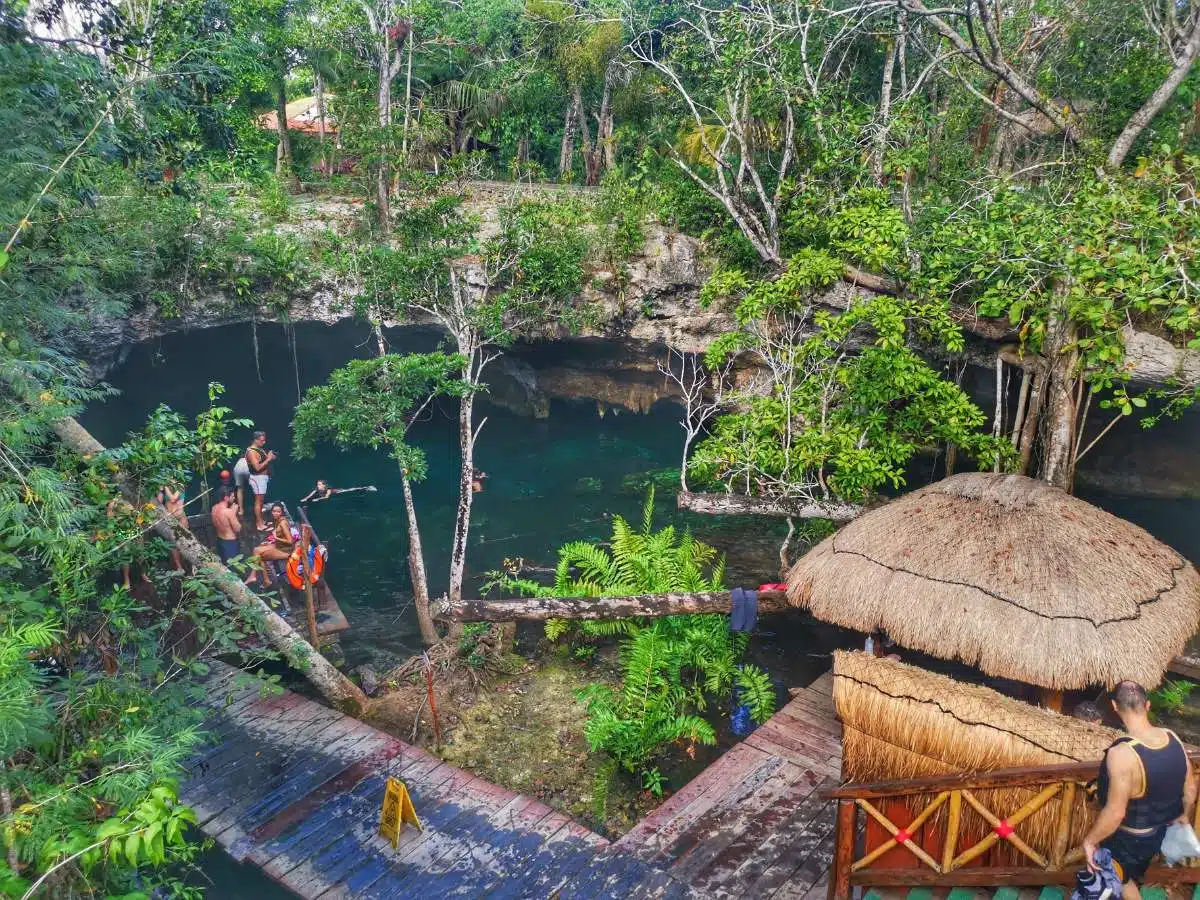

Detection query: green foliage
xmin=1149 ymin=679 xmax=1196 ymax=721
xmin=591 ymin=171 xmax=649 ymax=269
xmin=695 ymin=257 xmax=1010 ymax=503
xmin=493 ymin=490 xmax=775 ymax=794
xmin=0 ymin=350 xmax=280 ymax=897
xmin=99 ymin=382 xmax=249 ymax=505
xmin=915 ymin=157 xmax=1200 ymax=424
xmin=458 ymin=622 xmax=493 ymax=669
xmin=493 ymin=198 xmax=596 ymax=333
xmin=292 ymin=352 xmax=469 ymax=480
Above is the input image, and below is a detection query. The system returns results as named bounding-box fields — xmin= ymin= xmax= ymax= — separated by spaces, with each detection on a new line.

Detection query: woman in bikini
xmin=244 ymin=504 xmax=294 ymax=587
xmin=158 ymin=482 xmax=189 ymax=572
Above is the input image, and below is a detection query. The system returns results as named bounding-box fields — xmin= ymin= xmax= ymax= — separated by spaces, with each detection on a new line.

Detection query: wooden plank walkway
xmin=613 ymin=671 xmax=843 ymax=900
xmin=185 ymin=664 xmax=842 ymax=898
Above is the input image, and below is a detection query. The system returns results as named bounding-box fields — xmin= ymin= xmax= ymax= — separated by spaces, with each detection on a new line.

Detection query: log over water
xmin=437 ymin=589 xmax=792 ymax=622
xmin=677 ymin=490 xmax=863 ymax=522
xmin=48 ymin=417 xmax=369 ymax=713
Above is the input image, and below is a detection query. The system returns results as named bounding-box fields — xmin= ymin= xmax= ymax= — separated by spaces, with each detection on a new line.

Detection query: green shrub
xmin=489 ymin=489 xmax=776 ymax=815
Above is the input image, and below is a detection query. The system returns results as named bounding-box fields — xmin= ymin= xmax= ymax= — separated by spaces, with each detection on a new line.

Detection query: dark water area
xmin=81 ymin=321 xmax=826 ymax=682
xmin=83 ymin=319 xmax=1200 ymax=679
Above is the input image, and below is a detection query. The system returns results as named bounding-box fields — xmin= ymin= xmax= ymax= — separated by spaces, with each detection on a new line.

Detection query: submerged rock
xmin=355 ymin=664 xmax=380 ymax=697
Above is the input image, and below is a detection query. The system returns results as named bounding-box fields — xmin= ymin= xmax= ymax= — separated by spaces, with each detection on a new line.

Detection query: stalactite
xmin=289 ymin=322 xmax=301 ymax=404
xmin=251 ymin=315 xmax=262 ymax=383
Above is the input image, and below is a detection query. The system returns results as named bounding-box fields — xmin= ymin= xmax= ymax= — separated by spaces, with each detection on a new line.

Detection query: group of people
xmin=211 ymin=430 xmax=293 ymax=587
xmin=211 ymin=430 xmax=372 ymax=590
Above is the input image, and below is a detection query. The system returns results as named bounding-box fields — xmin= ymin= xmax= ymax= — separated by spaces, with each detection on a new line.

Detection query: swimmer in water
xmin=471 ymin=469 xmax=488 ymax=493
xmin=299 ymin=480 xmax=378 ymax=504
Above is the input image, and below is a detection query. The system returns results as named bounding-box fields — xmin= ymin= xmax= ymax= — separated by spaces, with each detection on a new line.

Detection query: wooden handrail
xmin=826 ymin=749 xmax=1200 ymax=900
xmin=824 ymin=750 xmax=1200 ymax=800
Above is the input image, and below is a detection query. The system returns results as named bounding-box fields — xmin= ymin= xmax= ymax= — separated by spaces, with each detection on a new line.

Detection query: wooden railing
xmin=826 ymin=753 xmax=1200 ymax=900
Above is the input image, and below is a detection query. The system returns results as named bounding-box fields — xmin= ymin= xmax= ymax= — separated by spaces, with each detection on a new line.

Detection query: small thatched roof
xmin=788 ymin=473 xmax=1200 ymax=690
xmin=834 ymin=651 xmax=1117 ymax=854
xmin=257 ymin=96 xmax=338 ymax=134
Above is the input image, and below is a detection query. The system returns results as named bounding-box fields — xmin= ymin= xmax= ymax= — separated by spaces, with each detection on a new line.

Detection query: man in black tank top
xmin=1082 ymin=681 xmax=1196 ymax=899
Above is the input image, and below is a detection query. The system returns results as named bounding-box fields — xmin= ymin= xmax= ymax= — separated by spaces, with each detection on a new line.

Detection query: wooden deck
xmin=613 ymin=671 xmax=843 ymax=899
xmin=185 ymin=665 xmax=842 ymax=898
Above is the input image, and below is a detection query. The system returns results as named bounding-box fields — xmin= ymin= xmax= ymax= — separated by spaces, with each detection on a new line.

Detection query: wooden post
xmin=1052 ymin=782 xmax=1076 ymax=867
xmin=942 ymin=789 xmax=962 ymax=872
xmin=300 ymin=524 xmax=319 ymax=648
xmin=830 ymin=800 xmax=856 ymax=900
xmin=423 ymin=652 xmax=442 ymax=751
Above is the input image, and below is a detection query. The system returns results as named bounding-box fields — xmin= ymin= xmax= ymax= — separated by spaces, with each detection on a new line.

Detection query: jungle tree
xmin=292 ymin=352 xmax=467 ymax=644
xmin=395 ymin=182 xmax=590 ymax=613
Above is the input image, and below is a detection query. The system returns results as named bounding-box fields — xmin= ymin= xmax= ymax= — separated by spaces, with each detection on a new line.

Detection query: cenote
xmin=81 ymin=320 xmax=1200 ymax=898
xmin=83 ymin=318 xmax=1200 ymax=681
xmin=82 ymin=320 xmax=846 ymax=679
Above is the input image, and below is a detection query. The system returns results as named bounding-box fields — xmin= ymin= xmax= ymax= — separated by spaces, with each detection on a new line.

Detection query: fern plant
xmin=491 ymin=489 xmax=776 ymax=817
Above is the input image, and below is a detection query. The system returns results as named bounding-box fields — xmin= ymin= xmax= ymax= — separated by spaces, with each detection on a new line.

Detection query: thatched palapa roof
xmin=788 ymin=473 xmax=1200 ymax=690
xmin=258 ymin=96 xmax=338 ymax=135
xmin=834 ymin=650 xmax=1117 ymax=855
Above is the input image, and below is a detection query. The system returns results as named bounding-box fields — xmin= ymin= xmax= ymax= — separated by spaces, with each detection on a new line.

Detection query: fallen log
xmin=677 ymin=490 xmax=863 ymax=522
xmin=49 ymin=416 xmax=369 ymax=714
xmin=436 ymin=589 xmax=792 ymax=623
xmin=842 ymin=264 xmax=902 ymax=297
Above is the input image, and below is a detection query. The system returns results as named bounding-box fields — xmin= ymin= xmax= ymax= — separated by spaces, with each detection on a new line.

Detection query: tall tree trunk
xmin=376 ymin=50 xmax=393 ymax=236
xmin=401 ymin=6 xmax=413 ymax=160
xmin=47 ymin=417 xmax=367 ymax=711
xmin=400 ymin=471 xmax=437 ymax=645
xmin=576 ymin=86 xmax=603 ymax=186
xmin=448 ymin=384 xmax=476 ymax=610
xmin=870 ymin=37 xmax=898 ymax=187
xmin=315 ymin=69 xmax=328 ymax=173
xmin=559 ymin=87 xmax=581 ymax=179
xmin=274 ymin=77 xmax=297 ymax=189
xmin=1107 ymin=21 xmax=1200 ymax=170
xmin=1037 ymin=286 xmax=1080 ymax=489
xmin=1018 ymin=372 xmax=1044 ymax=474
xmin=598 ymin=67 xmax=615 ymax=171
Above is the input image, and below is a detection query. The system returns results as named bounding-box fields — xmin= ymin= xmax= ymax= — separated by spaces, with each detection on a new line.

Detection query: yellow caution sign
xmin=379 ymin=777 xmax=422 ymax=848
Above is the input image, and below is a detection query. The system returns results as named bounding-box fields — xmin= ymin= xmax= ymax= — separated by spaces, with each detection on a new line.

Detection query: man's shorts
xmin=217 ymin=538 xmax=239 ymax=563
xmin=233 ymin=459 xmax=250 ymax=489
xmin=248 ymin=473 xmax=269 ymax=496
xmin=1103 ymin=825 xmax=1167 ymax=884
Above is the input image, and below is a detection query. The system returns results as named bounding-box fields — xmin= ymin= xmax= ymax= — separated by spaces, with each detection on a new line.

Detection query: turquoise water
xmin=83 ymin=320 xmax=803 ymax=674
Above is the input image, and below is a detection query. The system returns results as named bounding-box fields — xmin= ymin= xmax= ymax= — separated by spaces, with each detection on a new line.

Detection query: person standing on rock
xmin=245 ymin=431 xmax=276 ymax=531
xmin=211 ymin=488 xmax=242 ymax=564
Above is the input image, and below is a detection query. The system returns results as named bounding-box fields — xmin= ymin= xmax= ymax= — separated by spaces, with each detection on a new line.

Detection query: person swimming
xmin=471 ymin=469 xmax=488 ymax=493
xmin=299 ymin=480 xmax=377 ymax=503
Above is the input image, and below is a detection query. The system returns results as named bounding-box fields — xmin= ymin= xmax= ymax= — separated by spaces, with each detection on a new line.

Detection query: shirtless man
xmin=245 ymin=431 xmax=277 ymax=531
xmin=211 ymin=488 xmax=242 ymax=564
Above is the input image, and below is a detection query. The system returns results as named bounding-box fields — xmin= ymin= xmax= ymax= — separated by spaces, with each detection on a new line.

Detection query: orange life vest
xmin=286 ymin=544 xmax=326 ymax=589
